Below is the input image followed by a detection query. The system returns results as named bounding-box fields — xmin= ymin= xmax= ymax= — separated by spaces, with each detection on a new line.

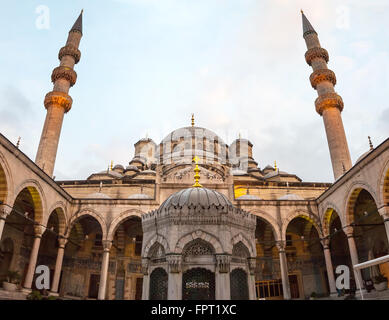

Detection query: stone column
xmin=248 ymin=257 xmax=257 ymax=300
xmin=320 ymin=238 xmax=336 ymax=295
xmin=378 ymin=206 xmax=389 ymax=245
xmin=216 ymin=255 xmax=231 ymax=300
xmin=98 ymin=240 xmax=112 ymax=300
xmin=277 ymin=241 xmax=291 ymax=300
xmin=167 ymin=254 xmax=182 ymax=300
xmin=23 ymin=225 xmax=45 ymax=290
xmin=50 ymin=236 xmax=67 ymax=294
xmin=344 ymin=226 xmax=364 ymax=291
xmin=141 ymin=258 xmax=150 ymax=300
xmin=0 ymin=205 xmax=11 ymax=241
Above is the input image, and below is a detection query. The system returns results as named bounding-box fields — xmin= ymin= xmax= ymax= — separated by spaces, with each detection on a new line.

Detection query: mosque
xmin=0 ymin=11 xmax=388 ymax=300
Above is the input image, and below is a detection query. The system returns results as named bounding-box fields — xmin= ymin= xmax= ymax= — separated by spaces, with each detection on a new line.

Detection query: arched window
xmin=230 ymin=268 xmax=249 ymax=300
xmin=149 ymin=268 xmax=168 ymax=300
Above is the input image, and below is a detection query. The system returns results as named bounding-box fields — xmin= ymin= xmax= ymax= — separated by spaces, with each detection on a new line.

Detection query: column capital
xmin=166 ymin=254 xmax=182 ymax=273
xmin=0 ymin=204 xmax=12 ymax=220
xmin=216 ymin=254 xmax=231 ymax=273
xmin=378 ymin=206 xmax=389 ymax=220
xmin=247 ymin=257 xmax=257 ymax=275
xmin=58 ymin=236 xmax=68 ymax=248
xmin=33 ymin=225 xmax=45 ymax=237
xmin=320 ymin=237 xmax=330 ymax=249
xmin=141 ymin=257 xmax=150 ymax=275
xmin=102 ymin=240 xmax=112 ymax=252
xmin=343 ymin=225 xmax=354 ymax=237
xmin=276 ymin=240 xmax=286 ymax=252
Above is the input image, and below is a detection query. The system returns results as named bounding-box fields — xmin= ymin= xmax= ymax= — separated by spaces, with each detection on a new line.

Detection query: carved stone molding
xmin=216 ymin=254 xmax=231 ymax=273
xmin=167 ymin=254 xmax=182 ymax=273
xmin=309 ymin=68 xmax=336 ymax=89
xmin=305 ymin=47 xmax=329 ymax=66
xmin=44 ymin=91 xmax=73 ymax=113
xmin=58 ymin=45 xmax=81 ymax=64
xmin=51 ymin=66 xmax=77 ymax=87
xmin=315 ymin=92 xmax=344 ymax=115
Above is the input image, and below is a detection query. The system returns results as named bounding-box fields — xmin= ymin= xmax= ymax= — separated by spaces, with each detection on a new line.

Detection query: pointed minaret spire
xmin=71 ymin=9 xmax=83 ymax=35
xmin=301 ymin=10 xmax=317 ymax=37
xmin=302 ymin=11 xmax=352 ymax=180
xmin=35 ymin=12 xmax=83 ymax=177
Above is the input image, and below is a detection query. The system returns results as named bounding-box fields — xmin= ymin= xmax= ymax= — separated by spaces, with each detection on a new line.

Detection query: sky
xmin=0 ymin=0 xmax=388 ymax=183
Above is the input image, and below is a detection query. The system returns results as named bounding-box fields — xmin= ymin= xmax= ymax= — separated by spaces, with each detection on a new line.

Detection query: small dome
xmin=356 ymin=150 xmax=372 ymax=164
xmin=113 ymin=164 xmax=124 ymax=171
xmin=237 ymin=194 xmax=261 ymax=200
xmin=86 ymin=192 xmax=111 ymax=199
xmin=126 ymin=165 xmax=139 ymax=172
xmin=277 ymin=193 xmax=304 ymax=200
xmin=160 ymin=187 xmax=232 ymax=212
xmin=128 ymin=193 xmax=152 ymax=200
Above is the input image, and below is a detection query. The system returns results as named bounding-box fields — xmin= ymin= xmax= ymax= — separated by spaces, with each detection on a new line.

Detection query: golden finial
xmin=300 ymin=9 xmax=304 ymax=14
xmin=192 ymin=156 xmax=202 ymax=187
xmin=368 ymin=136 xmax=373 ymax=150
xmin=110 ymin=160 xmax=113 ymax=171
xmin=274 ymin=160 xmax=277 ymax=171
xmin=191 ymin=114 xmax=195 ymax=127
xmin=16 ymin=137 xmax=21 ymax=148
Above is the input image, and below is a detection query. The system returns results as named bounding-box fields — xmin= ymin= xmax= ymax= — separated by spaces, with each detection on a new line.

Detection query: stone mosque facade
xmin=0 ymin=11 xmax=388 ymax=300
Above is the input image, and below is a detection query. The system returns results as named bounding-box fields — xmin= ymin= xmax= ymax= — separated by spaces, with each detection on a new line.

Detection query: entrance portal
xmin=182 ymin=268 xmax=215 ymax=300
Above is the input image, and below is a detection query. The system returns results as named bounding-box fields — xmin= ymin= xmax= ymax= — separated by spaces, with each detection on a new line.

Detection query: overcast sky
xmin=0 ymin=0 xmax=388 ymax=182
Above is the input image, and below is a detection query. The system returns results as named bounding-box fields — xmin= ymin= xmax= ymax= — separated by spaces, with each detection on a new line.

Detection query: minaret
xmin=35 ymin=11 xmax=83 ymax=177
xmin=302 ymin=11 xmax=352 ymax=180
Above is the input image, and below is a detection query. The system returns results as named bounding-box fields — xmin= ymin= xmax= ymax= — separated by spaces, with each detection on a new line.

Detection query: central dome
xmin=159 ymin=126 xmax=228 ymax=165
xmin=159 ymin=187 xmax=232 ymax=211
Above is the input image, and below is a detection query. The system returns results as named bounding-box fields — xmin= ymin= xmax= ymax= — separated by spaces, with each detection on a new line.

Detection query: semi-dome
xmin=86 ymin=192 xmax=111 ymax=199
xmin=236 ymin=194 xmax=261 ymax=200
xmin=159 ymin=187 xmax=232 ymax=212
xmin=277 ymin=193 xmax=304 ymax=200
xmin=128 ymin=193 xmax=152 ymax=200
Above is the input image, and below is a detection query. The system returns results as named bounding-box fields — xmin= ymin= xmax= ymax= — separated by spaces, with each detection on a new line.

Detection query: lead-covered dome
xmin=159 ymin=187 xmax=232 ymax=212
xmin=158 ymin=126 xmax=228 ymax=165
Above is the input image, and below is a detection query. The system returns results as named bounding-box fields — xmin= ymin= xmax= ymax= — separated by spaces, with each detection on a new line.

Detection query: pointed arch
xmin=231 ymin=233 xmax=255 ymax=257
xmin=282 ymin=209 xmax=322 ymax=240
xmin=246 ymin=209 xmax=281 ymax=241
xmin=143 ymin=234 xmax=170 ymax=257
xmin=67 ymin=208 xmax=107 ymax=240
xmin=174 ymin=230 xmax=223 ymax=254
xmin=107 ymin=208 xmax=144 ymax=240
xmin=344 ymin=182 xmax=379 ymax=225
xmin=13 ymin=180 xmax=45 ymax=224
xmin=0 ymin=151 xmax=13 ymax=205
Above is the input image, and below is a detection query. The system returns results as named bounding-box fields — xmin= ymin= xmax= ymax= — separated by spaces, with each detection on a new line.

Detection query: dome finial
xmin=274 ymin=160 xmax=277 ymax=171
xmin=368 ymin=136 xmax=373 ymax=150
xmin=191 ymin=113 xmax=195 ymax=127
xmin=110 ymin=160 xmax=113 ymax=171
xmin=192 ymin=156 xmax=202 ymax=187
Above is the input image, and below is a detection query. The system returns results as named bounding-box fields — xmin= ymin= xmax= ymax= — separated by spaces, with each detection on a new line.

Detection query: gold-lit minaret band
xmin=192 ymin=156 xmax=202 ymax=187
